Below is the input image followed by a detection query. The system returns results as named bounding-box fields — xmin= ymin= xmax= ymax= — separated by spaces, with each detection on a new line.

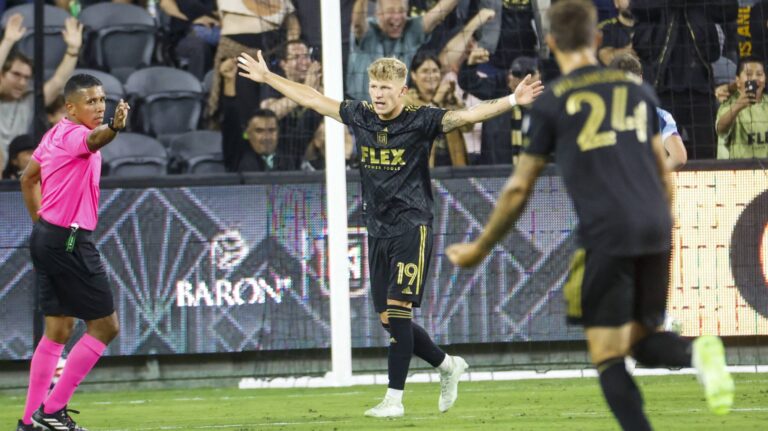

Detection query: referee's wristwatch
xmin=108 ymin=117 xmax=124 ymax=132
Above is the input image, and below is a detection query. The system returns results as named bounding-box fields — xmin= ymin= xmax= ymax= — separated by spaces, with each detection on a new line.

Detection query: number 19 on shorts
xmin=396 ymin=262 xmax=419 ymax=295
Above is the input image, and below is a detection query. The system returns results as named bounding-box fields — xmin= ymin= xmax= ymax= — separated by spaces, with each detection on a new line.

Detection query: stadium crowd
xmin=0 ymin=0 xmax=765 ymax=178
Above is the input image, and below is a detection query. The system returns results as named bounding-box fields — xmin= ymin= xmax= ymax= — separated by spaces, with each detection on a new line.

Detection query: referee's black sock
xmin=597 ymin=357 xmax=652 ymax=431
xmin=387 ymin=305 xmax=414 ymax=391
xmin=632 ymin=331 xmax=692 ymax=368
xmin=412 ymin=321 xmax=446 ymax=368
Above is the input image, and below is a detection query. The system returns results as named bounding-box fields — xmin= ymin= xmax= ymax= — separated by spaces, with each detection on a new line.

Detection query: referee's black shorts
xmin=563 ymin=248 xmax=670 ymax=329
xmin=29 ymin=218 xmax=115 ymax=321
xmin=369 ymin=225 xmax=432 ymax=313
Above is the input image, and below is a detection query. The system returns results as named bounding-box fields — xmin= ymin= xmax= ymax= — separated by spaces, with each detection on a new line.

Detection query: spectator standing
xmin=0 ymin=14 xmax=83 ymax=169
xmin=716 ymin=56 xmax=768 ymax=158
xmin=597 ymin=0 xmax=635 ymax=66
xmin=346 ymin=0 xmax=460 ymax=101
xmin=208 ymin=0 xmax=300 ymax=125
xmin=632 ymin=0 xmax=738 ymax=159
xmin=159 ymin=0 xmax=219 ymax=80
xmin=488 ymin=0 xmax=538 ymax=71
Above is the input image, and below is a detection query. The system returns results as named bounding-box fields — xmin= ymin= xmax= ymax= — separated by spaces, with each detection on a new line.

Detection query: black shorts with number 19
xmin=369 ymin=225 xmax=432 ymax=313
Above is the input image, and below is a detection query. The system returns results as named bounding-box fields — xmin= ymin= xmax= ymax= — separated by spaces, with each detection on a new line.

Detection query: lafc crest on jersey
xmin=377 ymin=127 xmax=388 ymax=146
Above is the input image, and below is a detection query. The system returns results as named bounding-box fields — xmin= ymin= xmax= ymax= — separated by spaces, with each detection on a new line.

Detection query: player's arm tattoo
xmin=441 ymin=110 xmax=467 ymax=133
xmin=442 ymin=97 xmax=510 ymax=133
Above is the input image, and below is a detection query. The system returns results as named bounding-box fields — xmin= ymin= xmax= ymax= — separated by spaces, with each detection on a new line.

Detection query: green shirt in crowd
xmin=716 ymin=92 xmax=768 ymax=159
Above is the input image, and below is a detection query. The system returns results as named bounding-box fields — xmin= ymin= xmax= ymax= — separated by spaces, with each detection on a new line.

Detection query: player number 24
xmin=566 ymin=86 xmax=648 ymax=152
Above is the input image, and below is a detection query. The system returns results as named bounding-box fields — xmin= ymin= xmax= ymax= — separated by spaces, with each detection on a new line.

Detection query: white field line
xmin=238 ymin=366 xmax=768 ymax=389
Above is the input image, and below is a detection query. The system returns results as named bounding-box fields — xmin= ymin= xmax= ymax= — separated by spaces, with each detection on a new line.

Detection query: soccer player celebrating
xmin=237 ymin=52 xmax=542 ymax=417
xmin=17 ymin=74 xmax=129 ymax=431
xmin=445 ymin=1 xmax=733 ymax=430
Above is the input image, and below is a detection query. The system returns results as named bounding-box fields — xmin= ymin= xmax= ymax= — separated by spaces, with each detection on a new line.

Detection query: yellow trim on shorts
xmin=563 ymin=248 xmax=586 ymax=319
xmin=416 ymin=226 xmax=426 ymax=295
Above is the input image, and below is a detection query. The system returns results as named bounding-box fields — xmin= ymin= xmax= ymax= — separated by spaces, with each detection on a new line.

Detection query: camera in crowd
xmin=745 ymin=79 xmax=759 ymax=96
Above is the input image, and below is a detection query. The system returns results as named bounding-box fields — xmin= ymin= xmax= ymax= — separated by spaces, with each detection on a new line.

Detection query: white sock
xmin=437 ymin=354 xmax=453 ymax=373
xmin=385 ymin=388 xmax=403 ymax=403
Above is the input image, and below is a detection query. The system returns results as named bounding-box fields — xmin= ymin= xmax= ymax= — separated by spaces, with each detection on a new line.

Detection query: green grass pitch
xmin=2 ymin=374 xmax=767 ymax=430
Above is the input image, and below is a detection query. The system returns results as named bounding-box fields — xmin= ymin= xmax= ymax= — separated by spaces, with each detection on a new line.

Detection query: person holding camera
xmin=715 ymin=56 xmax=768 ymax=159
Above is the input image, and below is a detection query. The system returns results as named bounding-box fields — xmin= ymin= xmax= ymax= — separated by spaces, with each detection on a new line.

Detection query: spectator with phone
xmin=715 ymin=56 xmax=768 ymax=159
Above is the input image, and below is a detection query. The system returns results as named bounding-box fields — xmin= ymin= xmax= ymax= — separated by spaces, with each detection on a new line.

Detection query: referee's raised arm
xmin=85 ymin=99 xmax=130 ymax=153
xmin=237 ymin=50 xmax=343 ymax=123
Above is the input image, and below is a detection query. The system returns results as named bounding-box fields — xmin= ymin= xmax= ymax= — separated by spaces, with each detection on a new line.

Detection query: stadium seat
xmin=124 ymin=66 xmax=204 ymax=142
xmin=168 ymin=130 xmax=225 ymax=174
xmin=100 ymin=133 xmax=168 ymax=177
xmin=72 ymin=68 xmax=124 ymax=120
xmin=79 ymin=3 xmax=156 ymax=82
xmin=1 ymin=5 xmax=70 ymax=78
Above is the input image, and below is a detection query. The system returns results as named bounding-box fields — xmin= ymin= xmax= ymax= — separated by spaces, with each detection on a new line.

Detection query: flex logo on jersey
xmin=360 ymin=146 xmax=406 ymax=170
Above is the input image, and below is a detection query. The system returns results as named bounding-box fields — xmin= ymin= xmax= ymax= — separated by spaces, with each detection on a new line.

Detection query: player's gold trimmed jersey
xmin=525 ymin=65 xmax=671 ymax=256
xmin=339 ymin=100 xmax=446 ymax=238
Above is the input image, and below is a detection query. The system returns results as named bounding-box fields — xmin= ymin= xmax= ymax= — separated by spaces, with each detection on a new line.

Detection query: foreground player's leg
xmin=33 ymin=313 xmax=118 ymax=431
xmin=18 ymin=317 xmax=72 ymax=429
xmin=597 ymin=357 xmax=652 ymax=431
xmin=692 ymin=336 xmax=734 ymax=415
xmin=630 ymin=323 xmax=734 ymax=415
xmin=587 ymin=325 xmax=652 ymax=431
xmin=365 ymin=305 xmax=412 ymax=418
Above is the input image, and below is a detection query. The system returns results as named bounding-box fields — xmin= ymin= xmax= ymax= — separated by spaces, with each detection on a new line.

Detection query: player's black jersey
xmin=339 ymin=100 xmax=446 ymax=238
xmin=525 ymin=65 xmax=671 ymax=256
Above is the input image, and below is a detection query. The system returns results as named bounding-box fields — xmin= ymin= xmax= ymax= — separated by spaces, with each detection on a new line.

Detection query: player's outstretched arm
xmin=87 ymin=99 xmax=130 ymax=152
xmin=20 ymin=159 xmax=41 ymax=222
xmin=446 ymin=153 xmax=547 ymax=267
xmin=238 ymin=51 xmax=342 ymax=123
xmin=441 ymin=74 xmax=543 ymax=132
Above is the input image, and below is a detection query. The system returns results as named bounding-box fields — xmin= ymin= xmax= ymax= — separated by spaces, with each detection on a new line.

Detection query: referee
xmin=16 ymin=74 xmax=129 ymax=431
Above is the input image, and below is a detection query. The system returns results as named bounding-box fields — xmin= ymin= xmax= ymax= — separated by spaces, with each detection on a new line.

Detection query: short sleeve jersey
xmin=656 ymin=107 xmax=680 ymax=142
xmin=525 ymin=66 xmax=671 ymax=256
xmin=32 ymin=118 xmax=102 ymax=230
xmin=339 ymin=100 xmax=446 ymax=237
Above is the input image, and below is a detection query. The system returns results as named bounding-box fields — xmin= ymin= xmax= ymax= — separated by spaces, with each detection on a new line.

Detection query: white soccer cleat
xmin=364 ymin=397 xmax=404 ymax=418
xmin=692 ymin=336 xmax=735 ymax=415
xmin=439 ymin=355 xmax=468 ymax=412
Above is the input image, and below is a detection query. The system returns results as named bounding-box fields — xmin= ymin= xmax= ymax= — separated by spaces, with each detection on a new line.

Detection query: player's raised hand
xmin=513 ymin=74 xmax=544 ymax=106
xmin=445 ymin=241 xmax=488 ymax=268
xmin=3 ymin=13 xmax=26 ymax=44
xmin=238 ymin=51 xmax=270 ymax=83
xmin=112 ymin=99 xmax=130 ymax=130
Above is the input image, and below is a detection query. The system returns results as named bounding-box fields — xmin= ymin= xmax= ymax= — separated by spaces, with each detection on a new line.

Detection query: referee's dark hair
xmin=64 ymin=74 xmax=103 ymax=101
xmin=548 ymin=0 xmax=598 ymax=52
xmin=610 ymin=53 xmax=643 ymax=77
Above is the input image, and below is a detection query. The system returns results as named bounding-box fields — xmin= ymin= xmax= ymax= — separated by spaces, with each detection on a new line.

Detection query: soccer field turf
xmin=2 ymin=374 xmax=766 ymax=430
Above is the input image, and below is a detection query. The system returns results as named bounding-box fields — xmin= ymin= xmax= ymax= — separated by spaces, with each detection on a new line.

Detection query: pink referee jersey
xmin=32 ymin=118 xmax=101 ymax=231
